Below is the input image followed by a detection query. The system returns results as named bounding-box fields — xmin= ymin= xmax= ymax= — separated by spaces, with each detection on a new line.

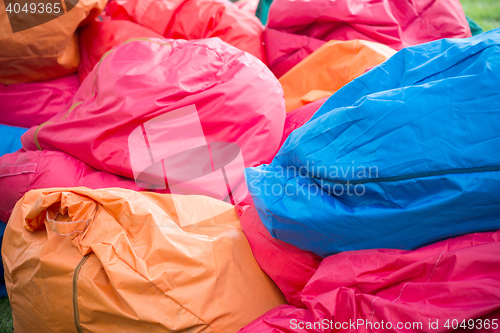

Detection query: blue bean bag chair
xmin=246 ymin=28 xmax=500 ymax=257
xmin=0 ymin=124 xmax=26 ymax=156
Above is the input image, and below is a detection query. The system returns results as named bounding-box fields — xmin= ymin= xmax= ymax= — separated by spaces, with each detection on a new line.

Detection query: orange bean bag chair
xmin=3 ymin=188 xmax=285 ymax=332
xmin=0 ymin=0 xmax=107 ymax=84
xmin=279 ymin=40 xmax=396 ymax=112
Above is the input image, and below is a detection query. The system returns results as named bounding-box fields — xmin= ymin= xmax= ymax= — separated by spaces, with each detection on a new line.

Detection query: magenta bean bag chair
xmin=0 ymin=75 xmax=79 ymax=128
xmin=265 ymin=0 xmax=471 ymax=77
xmin=239 ymin=229 xmax=500 ymax=332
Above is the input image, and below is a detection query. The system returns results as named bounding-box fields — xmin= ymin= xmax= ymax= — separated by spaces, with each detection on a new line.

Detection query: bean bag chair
xmin=0 ymin=0 xmax=107 ymax=84
xmin=255 ymin=0 xmax=273 ymax=24
xmin=106 ymin=0 xmax=266 ymax=63
xmin=22 ymin=37 xmax=285 ymax=205
xmin=279 ymin=40 xmax=395 ymax=112
xmin=238 ymin=229 xmax=500 ymax=332
xmin=246 ymin=29 xmax=500 ymax=257
xmin=265 ymin=0 xmax=471 ymax=77
xmin=78 ymin=18 xmax=162 ymax=83
xmin=467 ymin=16 xmax=484 ymax=36
xmin=0 ymin=125 xmax=26 ymax=157
xmin=0 ymin=75 xmax=79 ymax=128
xmin=3 ymin=188 xmax=286 ymax=332
xmin=0 ymin=150 xmax=144 ymax=223
xmin=240 ymin=204 xmax=322 ymax=307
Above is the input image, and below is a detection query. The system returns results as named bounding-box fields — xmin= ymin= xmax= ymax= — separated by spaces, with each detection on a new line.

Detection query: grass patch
xmin=460 ymin=0 xmax=500 ymax=32
xmin=0 ymin=298 xmax=13 ymax=333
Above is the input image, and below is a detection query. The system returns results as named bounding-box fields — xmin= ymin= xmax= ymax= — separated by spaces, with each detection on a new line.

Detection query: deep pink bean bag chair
xmin=239 ymin=229 xmax=500 ymax=332
xmin=0 ymin=150 xmax=142 ymax=223
xmin=265 ymin=0 xmax=471 ymax=77
xmin=0 ymin=75 xmax=79 ymax=128
xmin=106 ymin=0 xmax=266 ymax=63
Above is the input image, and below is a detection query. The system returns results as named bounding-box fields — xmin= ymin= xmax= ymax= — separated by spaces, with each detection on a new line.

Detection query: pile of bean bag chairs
xmin=1 ymin=0 xmax=499 ymax=331
xmin=264 ymin=0 xmax=472 ymax=77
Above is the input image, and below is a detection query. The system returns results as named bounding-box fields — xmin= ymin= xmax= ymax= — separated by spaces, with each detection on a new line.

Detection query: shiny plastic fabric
xmin=0 ymin=75 xmax=79 ymax=128
xmin=78 ymin=18 xmax=162 ymax=83
xmin=106 ymin=0 xmax=266 ymax=63
xmin=0 ymin=150 xmax=142 ymax=223
xmin=0 ymin=0 xmax=107 ymax=84
xmin=265 ymin=0 xmax=471 ymax=77
xmin=246 ymin=29 xmax=500 ymax=257
xmin=238 ymin=229 xmax=500 ymax=333
xmin=22 ymin=38 xmax=285 ymax=189
xmin=4 ymin=188 xmax=285 ymax=332
xmin=279 ymin=40 xmax=395 ymax=112
xmin=0 ymin=125 xmax=26 ymax=157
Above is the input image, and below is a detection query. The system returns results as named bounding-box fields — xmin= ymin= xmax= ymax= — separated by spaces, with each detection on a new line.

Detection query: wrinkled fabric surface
xmin=106 ymin=0 xmax=266 ymax=62
xmin=0 ymin=75 xmax=79 ymax=128
xmin=78 ymin=18 xmax=162 ymax=83
xmin=22 ymin=37 xmax=285 ymax=205
xmin=0 ymin=150 xmax=143 ymax=223
xmin=0 ymin=0 xmax=107 ymax=84
xmin=246 ymin=29 xmax=500 ymax=257
xmin=279 ymin=40 xmax=395 ymax=112
xmin=238 ymin=229 xmax=500 ymax=333
xmin=265 ymin=0 xmax=471 ymax=77
xmin=4 ymin=188 xmax=286 ymax=332
xmin=0 ymin=125 xmax=26 ymax=157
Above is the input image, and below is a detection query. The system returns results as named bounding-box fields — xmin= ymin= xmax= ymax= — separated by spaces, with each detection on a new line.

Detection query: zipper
xmin=73 ymin=254 xmax=90 ymax=333
xmin=317 ymin=165 xmax=500 ymax=185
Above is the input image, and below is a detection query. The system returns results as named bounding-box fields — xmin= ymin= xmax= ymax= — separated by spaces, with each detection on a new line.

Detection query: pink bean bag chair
xmin=106 ymin=0 xmax=266 ymax=63
xmin=239 ymin=229 xmax=500 ymax=332
xmin=0 ymin=75 xmax=79 ymax=128
xmin=265 ymin=0 xmax=471 ymax=77
xmin=22 ymin=37 xmax=285 ymax=205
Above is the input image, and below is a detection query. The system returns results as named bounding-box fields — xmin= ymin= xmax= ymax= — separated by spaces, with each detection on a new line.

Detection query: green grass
xmin=460 ymin=0 xmax=500 ymax=32
xmin=0 ymin=298 xmax=13 ymax=333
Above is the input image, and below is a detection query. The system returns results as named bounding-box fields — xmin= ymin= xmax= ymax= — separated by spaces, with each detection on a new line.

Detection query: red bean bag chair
xmin=0 ymin=75 xmax=79 ymax=128
xmin=0 ymin=150 xmax=142 ymax=223
xmin=106 ymin=0 xmax=266 ymax=63
xmin=22 ymin=37 xmax=285 ymax=205
xmin=265 ymin=0 xmax=471 ymax=77
xmin=239 ymin=229 xmax=500 ymax=332
xmin=78 ymin=18 xmax=163 ymax=83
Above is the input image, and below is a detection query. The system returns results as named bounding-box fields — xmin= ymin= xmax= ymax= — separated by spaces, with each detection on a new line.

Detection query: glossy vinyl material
xmin=0 ymin=75 xmax=79 ymax=128
xmin=3 ymin=188 xmax=286 ymax=332
xmin=279 ymin=40 xmax=395 ymax=112
xmin=246 ymin=29 xmax=500 ymax=257
xmin=0 ymin=0 xmax=107 ymax=84
xmin=106 ymin=0 xmax=266 ymax=63
xmin=265 ymin=0 xmax=471 ymax=77
xmin=22 ymin=38 xmax=285 ymax=189
xmin=78 ymin=19 xmax=163 ymax=83
xmin=239 ymin=229 xmax=500 ymax=332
